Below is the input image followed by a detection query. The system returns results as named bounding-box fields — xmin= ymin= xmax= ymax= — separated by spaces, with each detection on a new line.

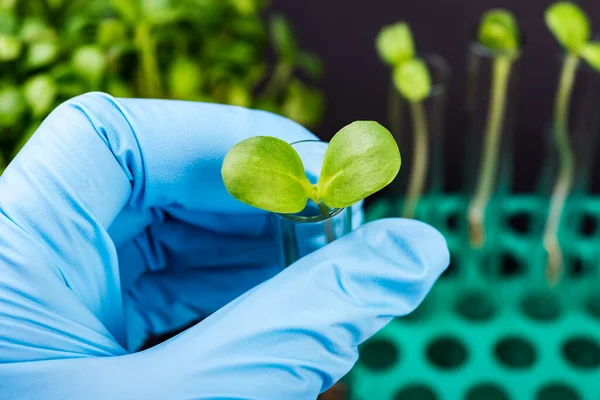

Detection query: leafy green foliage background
xmin=0 ymin=0 xmax=325 ymax=171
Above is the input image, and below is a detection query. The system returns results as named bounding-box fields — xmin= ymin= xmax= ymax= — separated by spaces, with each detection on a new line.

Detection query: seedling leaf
xmin=318 ymin=121 xmax=401 ymax=208
xmin=375 ymin=22 xmax=415 ymax=66
xmin=545 ymin=1 xmax=590 ymax=53
xmin=478 ymin=9 xmax=519 ymax=54
xmin=221 ymin=136 xmax=313 ymax=213
xmin=392 ymin=58 xmax=431 ymax=103
xmin=581 ymin=42 xmax=600 ymax=72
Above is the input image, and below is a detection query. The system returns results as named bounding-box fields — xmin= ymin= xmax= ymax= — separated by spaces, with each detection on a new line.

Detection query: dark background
xmin=272 ymin=0 xmax=600 ymax=192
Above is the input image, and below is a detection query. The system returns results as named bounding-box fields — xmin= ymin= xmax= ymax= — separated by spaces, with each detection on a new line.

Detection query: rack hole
xmin=568 ymin=257 xmax=591 ymax=278
xmin=426 ymin=336 xmax=468 ymax=370
xmin=359 ymin=338 xmax=399 ymax=371
xmin=500 ymin=253 xmax=524 ymax=278
xmin=494 ymin=337 xmax=536 ymax=369
xmin=586 ymin=295 xmax=600 ymax=320
xmin=466 ymin=384 xmax=509 ymax=400
xmin=520 ymin=292 xmax=561 ymax=322
xmin=562 ymin=337 xmax=600 ymax=369
xmin=446 ymin=213 xmax=459 ymax=231
xmin=537 ymin=383 xmax=580 ymax=400
xmin=507 ymin=212 xmax=531 ymax=234
xmin=394 ymin=384 xmax=438 ymax=400
xmin=455 ymin=291 xmax=495 ymax=322
xmin=579 ymin=213 xmax=597 ymax=237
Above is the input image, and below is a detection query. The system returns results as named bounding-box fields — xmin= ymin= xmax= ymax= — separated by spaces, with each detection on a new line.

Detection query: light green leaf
xmin=392 ymin=58 xmax=431 ymax=103
xmin=97 ymin=19 xmax=127 ymax=48
xmin=0 ymin=0 xmax=16 ymax=9
xmin=0 ymin=34 xmax=21 ymax=61
xmin=318 ymin=121 xmax=401 ymax=208
xmin=140 ymin=0 xmax=184 ymax=25
xmin=227 ymin=82 xmax=252 ymax=107
xmin=229 ymin=0 xmax=258 ymax=16
xmin=375 ymin=22 xmax=415 ymax=66
xmin=23 ymin=74 xmax=57 ymax=118
xmin=0 ymin=8 xmax=17 ymax=34
xmin=110 ymin=0 xmax=138 ymax=22
xmin=581 ymin=42 xmax=600 ymax=72
xmin=168 ymin=57 xmax=202 ymax=99
xmin=72 ymin=45 xmax=106 ymax=87
xmin=545 ymin=1 xmax=590 ymax=53
xmin=25 ymin=41 xmax=59 ymax=69
xmin=19 ymin=18 xmax=56 ymax=42
xmin=221 ymin=136 xmax=313 ymax=213
xmin=0 ymin=85 xmax=27 ymax=127
xmin=478 ymin=9 xmax=520 ymax=54
xmin=269 ymin=14 xmax=297 ymax=62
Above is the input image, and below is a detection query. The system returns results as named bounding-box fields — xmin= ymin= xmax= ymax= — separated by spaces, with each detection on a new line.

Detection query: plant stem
xmin=402 ymin=100 xmax=428 ymax=219
xmin=388 ymin=83 xmax=402 ymax=140
xmin=135 ymin=23 xmax=162 ymax=98
xmin=261 ymin=60 xmax=293 ymax=101
xmin=318 ymin=202 xmax=335 ymax=243
xmin=468 ymin=56 xmax=512 ymax=248
xmin=543 ymin=52 xmax=579 ymax=286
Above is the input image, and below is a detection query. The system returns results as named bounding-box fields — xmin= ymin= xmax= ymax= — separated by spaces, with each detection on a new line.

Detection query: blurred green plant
xmin=0 ymin=0 xmax=325 ymax=172
xmin=468 ymin=9 xmax=521 ymax=249
xmin=543 ymin=1 xmax=600 ymax=285
xmin=376 ymin=21 xmax=431 ymax=219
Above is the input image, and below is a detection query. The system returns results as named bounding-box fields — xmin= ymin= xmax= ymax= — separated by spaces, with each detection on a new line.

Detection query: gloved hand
xmin=0 ymin=92 xmax=449 ymax=400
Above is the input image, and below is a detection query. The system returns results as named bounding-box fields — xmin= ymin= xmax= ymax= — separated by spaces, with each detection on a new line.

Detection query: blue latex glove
xmin=0 ymin=92 xmax=449 ymax=399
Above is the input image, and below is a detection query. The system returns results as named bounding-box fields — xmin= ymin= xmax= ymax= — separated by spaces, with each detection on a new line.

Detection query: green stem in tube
xmin=318 ymin=202 xmax=335 ymax=243
xmin=543 ymin=52 xmax=579 ymax=285
xmin=388 ymin=83 xmax=402 ymax=139
xmin=468 ymin=56 xmax=512 ymax=248
xmin=402 ymin=100 xmax=428 ymax=219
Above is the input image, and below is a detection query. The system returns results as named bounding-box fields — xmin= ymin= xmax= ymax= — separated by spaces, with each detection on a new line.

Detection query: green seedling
xmin=376 ymin=21 xmax=430 ymax=219
xmin=543 ymin=1 xmax=600 ymax=284
xmin=0 ymin=1 xmax=324 ymax=167
xmin=376 ymin=22 xmax=415 ymax=66
xmin=221 ymin=121 xmax=401 ymax=214
xmin=468 ymin=9 xmax=521 ymax=248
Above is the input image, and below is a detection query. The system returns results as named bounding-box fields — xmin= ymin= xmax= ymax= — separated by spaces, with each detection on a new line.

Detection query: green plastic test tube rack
xmin=348 ymin=194 xmax=600 ymax=400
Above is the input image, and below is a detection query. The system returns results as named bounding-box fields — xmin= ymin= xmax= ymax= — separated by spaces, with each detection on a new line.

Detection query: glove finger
xmin=153 ymin=218 xmax=449 ymax=399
